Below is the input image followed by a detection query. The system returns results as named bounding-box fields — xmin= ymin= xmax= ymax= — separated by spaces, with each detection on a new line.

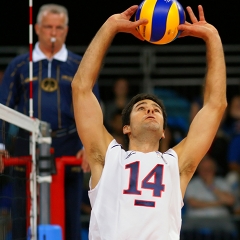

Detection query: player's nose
xmin=147 ymin=107 xmax=154 ymax=114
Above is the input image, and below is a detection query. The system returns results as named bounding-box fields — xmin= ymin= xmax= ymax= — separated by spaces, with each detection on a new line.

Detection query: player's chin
xmin=144 ymin=122 xmax=160 ymax=130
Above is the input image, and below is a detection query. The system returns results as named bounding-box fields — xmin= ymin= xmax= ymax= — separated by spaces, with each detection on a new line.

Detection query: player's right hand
xmin=107 ymin=5 xmax=148 ymax=41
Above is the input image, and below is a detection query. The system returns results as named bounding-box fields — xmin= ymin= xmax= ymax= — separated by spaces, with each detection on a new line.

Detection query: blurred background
xmin=0 ymin=0 xmax=239 ymax=46
xmin=1 ymin=0 xmax=240 ymax=239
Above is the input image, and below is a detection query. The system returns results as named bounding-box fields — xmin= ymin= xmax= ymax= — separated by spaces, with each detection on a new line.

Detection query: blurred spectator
xmin=109 ymin=108 xmax=126 ymax=149
xmin=153 ymin=88 xmax=190 ymax=153
xmin=224 ymin=95 xmax=240 ymax=216
xmin=159 ymin=125 xmax=187 ymax=153
xmin=225 ymin=95 xmax=240 ymax=173
xmin=159 ymin=127 xmax=172 ymax=153
xmin=226 ymin=170 xmax=240 ymax=216
xmin=189 ymin=96 xmax=202 ymax=124
xmin=183 ymin=154 xmax=236 ymax=235
xmin=189 ymin=96 xmax=230 ymax=176
xmin=227 ymin=134 xmax=240 ymax=174
xmin=104 ymin=77 xmax=130 ymax=129
xmin=223 ymin=94 xmax=240 ymax=137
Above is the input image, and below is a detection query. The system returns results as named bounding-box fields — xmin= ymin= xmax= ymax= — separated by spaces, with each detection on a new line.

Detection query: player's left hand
xmin=178 ymin=5 xmax=219 ymax=41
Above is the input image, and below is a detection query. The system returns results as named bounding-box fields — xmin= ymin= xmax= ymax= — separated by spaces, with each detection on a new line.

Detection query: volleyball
xmin=135 ymin=0 xmax=185 ymax=44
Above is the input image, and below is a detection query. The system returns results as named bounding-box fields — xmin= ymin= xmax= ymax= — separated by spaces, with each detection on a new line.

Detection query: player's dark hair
xmin=122 ymin=93 xmax=167 ymax=148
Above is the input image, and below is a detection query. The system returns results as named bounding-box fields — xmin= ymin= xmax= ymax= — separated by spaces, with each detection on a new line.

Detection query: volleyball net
xmin=0 ymin=103 xmax=46 ymax=240
xmin=0 ymin=103 xmax=85 ymax=240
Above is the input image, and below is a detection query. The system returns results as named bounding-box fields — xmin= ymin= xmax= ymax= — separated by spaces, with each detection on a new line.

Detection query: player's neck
xmin=128 ymin=136 xmax=159 ymax=153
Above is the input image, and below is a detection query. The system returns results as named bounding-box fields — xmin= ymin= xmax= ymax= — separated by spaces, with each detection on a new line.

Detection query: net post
xmin=37 ymin=121 xmax=52 ymax=224
xmin=50 ymin=156 xmax=83 ymax=240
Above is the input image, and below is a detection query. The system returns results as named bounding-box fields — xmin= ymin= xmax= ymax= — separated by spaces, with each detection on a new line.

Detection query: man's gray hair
xmin=37 ymin=4 xmax=69 ymax=25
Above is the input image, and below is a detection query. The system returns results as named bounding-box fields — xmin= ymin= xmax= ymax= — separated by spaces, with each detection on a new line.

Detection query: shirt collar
xmin=32 ymin=42 xmax=68 ymax=62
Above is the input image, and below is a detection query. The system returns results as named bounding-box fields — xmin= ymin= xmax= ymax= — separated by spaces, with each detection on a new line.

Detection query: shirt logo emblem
xmin=41 ymin=78 xmax=58 ymax=92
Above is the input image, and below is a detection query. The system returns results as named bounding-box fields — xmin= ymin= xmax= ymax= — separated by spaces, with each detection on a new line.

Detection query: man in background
xmin=0 ymin=4 xmax=100 ymax=239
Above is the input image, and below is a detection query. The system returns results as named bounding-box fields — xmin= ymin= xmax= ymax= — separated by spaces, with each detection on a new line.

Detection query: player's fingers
xmin=186 ymin=6 xmax=198 ymax=23
xmin=178 ymin=21 xmax=191 ymax=31
xmin=135 ymin=18 xmax=148 ymax=26
xmin=184 ymin=21 xmax=191 ymax=25
xmin=178 ymin=21 xmax=191 ymax=30
xmin=123 ymin=5 xmax=138 ymax=19
xmin=198 ymin=5 xmax=206 ymax=22
xmin=132 ymin=29 xmax=145 ymax=41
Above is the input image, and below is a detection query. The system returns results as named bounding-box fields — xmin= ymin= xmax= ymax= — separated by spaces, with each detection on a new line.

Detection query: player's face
xmin=124 ymin=99 xmax=165 ymax=139
xmin=35 ymin=12 xmax=68 ymax=51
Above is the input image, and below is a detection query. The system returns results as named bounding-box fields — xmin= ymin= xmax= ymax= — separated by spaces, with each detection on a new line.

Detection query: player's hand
xmin=178 ymin=5 xmax=219 ymax=41
xmin=107 ymin=5 xmax=148 ymax=40
xmin=76 ymin=148 xmax=91 ymax=173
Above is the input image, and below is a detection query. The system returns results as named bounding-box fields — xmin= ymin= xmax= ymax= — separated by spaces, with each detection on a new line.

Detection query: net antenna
xmin=29 ymin=0 xmax=33 ymax=118
xmin=29 ymin=0 xmax=38 ymax=239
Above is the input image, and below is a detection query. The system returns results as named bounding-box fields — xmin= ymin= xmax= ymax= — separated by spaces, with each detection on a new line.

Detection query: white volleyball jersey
xmin=88 ymin=139 xmax=183 ymax=240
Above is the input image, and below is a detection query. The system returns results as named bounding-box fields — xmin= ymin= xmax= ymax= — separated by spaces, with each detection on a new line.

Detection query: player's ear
xmin=123 ymin=125 xmax=130 ymax=134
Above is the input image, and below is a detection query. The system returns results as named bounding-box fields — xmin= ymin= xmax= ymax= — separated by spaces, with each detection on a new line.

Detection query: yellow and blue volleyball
xmin=135 ymin=0 xmax=185 ymax=44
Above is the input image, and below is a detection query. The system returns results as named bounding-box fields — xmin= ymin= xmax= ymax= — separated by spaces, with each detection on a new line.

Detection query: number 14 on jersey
xmin=123 ymin=161 xmax=165 ymax=207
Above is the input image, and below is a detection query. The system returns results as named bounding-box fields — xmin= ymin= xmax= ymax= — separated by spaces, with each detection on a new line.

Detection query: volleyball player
xmin=72 ymin=5 xmax=227 ymax=239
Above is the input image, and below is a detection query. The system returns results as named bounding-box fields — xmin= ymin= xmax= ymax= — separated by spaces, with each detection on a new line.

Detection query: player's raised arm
xmin=72 ymin=5 xmax=148 ymax=187
xmin=173 ymin=5 xmax=227 ymax=194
